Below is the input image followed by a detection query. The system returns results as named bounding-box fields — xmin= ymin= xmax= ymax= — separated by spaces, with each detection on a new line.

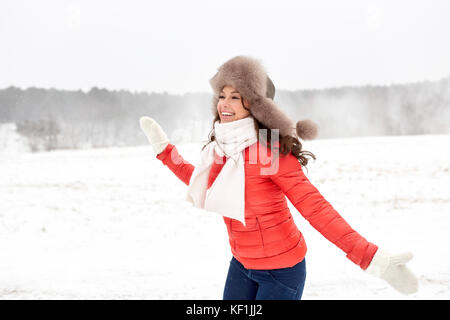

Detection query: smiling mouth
xmin=221 ymin=112 xmax=235 ymax=117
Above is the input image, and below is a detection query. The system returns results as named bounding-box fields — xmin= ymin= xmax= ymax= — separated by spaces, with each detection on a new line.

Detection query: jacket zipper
xmin=255 ymin=217 xmax=265 ymax=248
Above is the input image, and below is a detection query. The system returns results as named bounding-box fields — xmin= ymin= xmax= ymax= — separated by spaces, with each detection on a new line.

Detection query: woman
xmin=139 ymin=56 xmax=418 ymax=300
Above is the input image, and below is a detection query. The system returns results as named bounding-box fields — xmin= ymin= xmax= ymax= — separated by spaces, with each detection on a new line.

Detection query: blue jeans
xmin=223 ymin=256 xmax=306 ymax=300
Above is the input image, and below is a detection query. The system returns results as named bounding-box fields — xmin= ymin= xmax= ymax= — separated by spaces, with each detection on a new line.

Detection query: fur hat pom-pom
xmin=296 ymin=119 xmax=319 ymax=140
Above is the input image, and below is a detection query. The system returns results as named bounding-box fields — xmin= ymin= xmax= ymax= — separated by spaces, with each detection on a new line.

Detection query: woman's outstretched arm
xmin=139 ymin=117 xmax=194 ymax=185
xmin=270 ymin=152 xmax=418 ymax=294
xmin=270 ymin=152 xmax=377 ymax=269
xmin=139 ymin=116 xmax=194 ymax=186
xmin=156 ymin=143 xmax=194 ymax=186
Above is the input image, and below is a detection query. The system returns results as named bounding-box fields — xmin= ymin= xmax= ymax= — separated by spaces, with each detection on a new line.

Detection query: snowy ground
xmin=0 ymin=132 xmax=449 ymax=299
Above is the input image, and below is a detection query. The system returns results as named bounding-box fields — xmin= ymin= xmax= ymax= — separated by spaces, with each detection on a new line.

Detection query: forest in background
xmin=0 ymin=75 xmax=449 ymax=152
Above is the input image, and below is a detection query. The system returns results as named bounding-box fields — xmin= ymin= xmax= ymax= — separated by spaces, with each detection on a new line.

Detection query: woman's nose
xmin=221 ymin=97 xmax=231 ymax=105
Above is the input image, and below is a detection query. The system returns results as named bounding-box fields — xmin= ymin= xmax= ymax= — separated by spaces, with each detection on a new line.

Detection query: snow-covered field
xmin=1 ymin=131 xmax=449 ymax=299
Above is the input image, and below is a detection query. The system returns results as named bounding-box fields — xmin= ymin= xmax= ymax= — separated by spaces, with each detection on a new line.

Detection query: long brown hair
xmin=202 ymin=98 xmax=316 ymax=167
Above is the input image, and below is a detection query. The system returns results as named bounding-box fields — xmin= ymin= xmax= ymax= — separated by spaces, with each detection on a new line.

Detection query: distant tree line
xmin=0 ymin=76 xmax=449 ymax=152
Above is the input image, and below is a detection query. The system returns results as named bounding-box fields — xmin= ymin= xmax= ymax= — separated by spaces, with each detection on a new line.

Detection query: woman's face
xmin=217 ymin=85 xmax=250 ymax=123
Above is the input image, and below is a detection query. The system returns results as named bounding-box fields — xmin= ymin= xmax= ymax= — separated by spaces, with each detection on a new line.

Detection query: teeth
xmin=222 ymin=112 xmax=234 ymax=116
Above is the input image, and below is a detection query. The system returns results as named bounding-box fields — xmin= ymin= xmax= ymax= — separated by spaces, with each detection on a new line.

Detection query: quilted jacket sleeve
xmin=270 ymin=152 xmax=378 ymax=270
xmin=156 ymin=143 xmax=195 ymax=186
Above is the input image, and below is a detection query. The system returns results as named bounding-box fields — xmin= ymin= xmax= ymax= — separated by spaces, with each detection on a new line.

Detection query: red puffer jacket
xmin=156 ymin=141 xmax=377 ymax=270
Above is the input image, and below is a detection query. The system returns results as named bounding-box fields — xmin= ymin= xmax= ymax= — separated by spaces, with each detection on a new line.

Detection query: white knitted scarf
xmin=186 ymin=116 xmax=258 ymax=225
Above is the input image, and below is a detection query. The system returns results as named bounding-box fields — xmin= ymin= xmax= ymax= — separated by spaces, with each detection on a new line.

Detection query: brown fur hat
xmin=209 ymin=55 xmax=318 ymax=140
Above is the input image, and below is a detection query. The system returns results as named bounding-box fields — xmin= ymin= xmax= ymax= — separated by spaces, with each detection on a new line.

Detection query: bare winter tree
xmin=16 ymin=117 xmax=61 ymax=152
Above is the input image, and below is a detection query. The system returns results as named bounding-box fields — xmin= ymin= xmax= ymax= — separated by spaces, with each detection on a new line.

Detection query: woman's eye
xmin=218 ymin=96 xmax=240 ymax=99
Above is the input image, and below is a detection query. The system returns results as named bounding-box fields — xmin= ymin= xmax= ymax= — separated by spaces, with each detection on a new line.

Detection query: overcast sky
xmin=1 ymin=0 xmax=449 ymax=94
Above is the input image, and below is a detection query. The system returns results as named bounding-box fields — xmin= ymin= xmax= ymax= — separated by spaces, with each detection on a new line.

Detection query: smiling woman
xmin=217 ymin=85 xmax=250 ymax=123
xmin=139 ymin=55 xmax=418 ymax=301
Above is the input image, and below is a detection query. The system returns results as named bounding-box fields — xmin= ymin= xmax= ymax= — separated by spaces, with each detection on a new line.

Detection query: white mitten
xmin=139 ymin=116 xmax=170 ymax=155
xmin=365 ymin=248 xmax=418 ymax=295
